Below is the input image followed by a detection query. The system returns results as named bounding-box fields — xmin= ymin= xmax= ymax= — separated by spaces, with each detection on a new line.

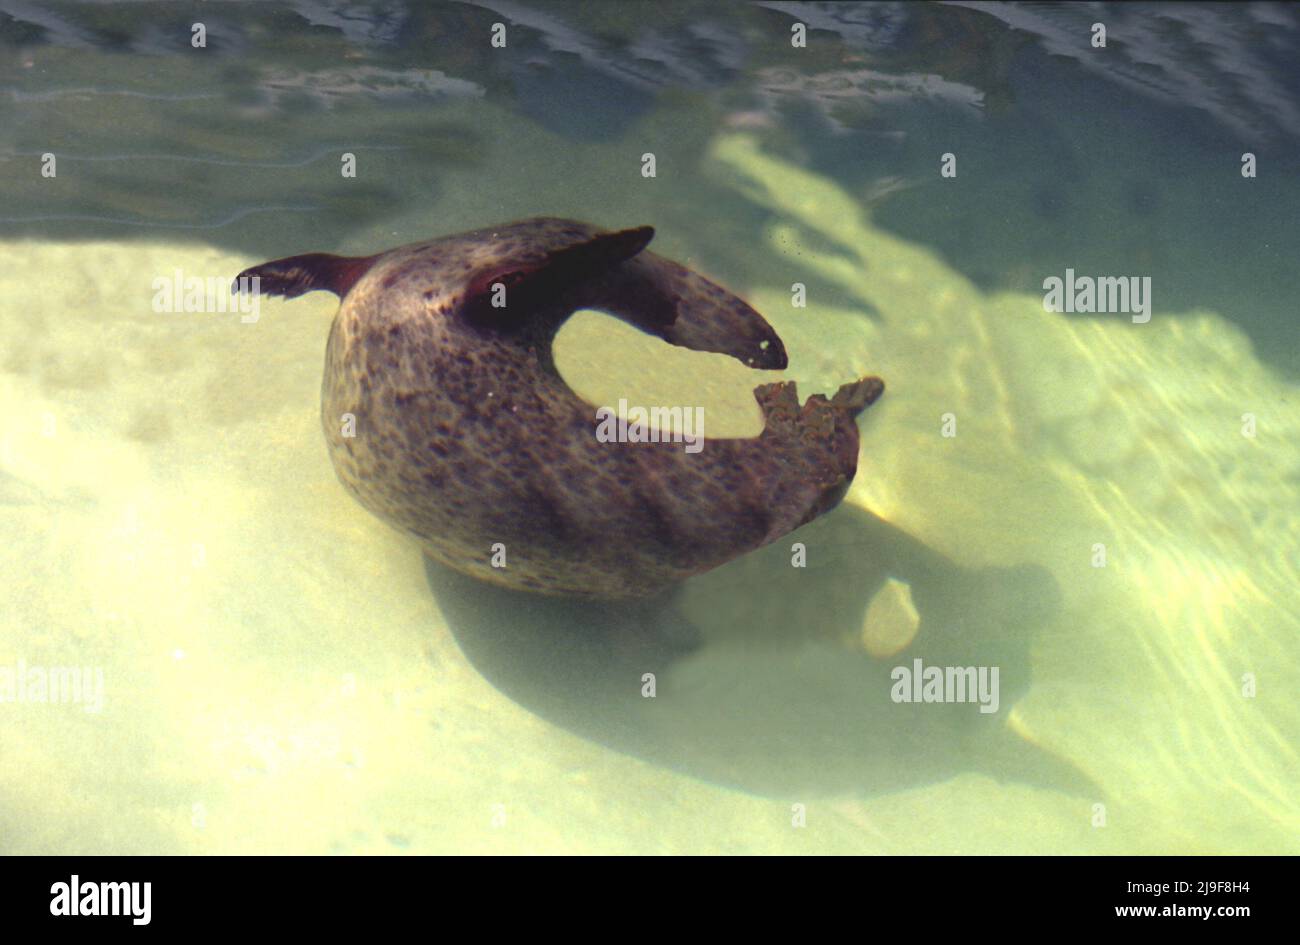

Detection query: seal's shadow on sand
xmin=425 ymin=504 xmax=1093 ymax=798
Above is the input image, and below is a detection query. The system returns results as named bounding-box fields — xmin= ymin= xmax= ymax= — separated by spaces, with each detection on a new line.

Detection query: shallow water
xmin=1 ymin=2 xmax=1297 ymax=854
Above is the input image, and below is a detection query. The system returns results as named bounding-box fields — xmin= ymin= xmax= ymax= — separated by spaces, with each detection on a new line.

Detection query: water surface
xmin=1 ymin=1 xmax=1296 ymax=854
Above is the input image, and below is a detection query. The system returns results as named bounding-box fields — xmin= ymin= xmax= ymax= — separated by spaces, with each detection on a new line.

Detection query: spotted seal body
xmin=237 ymin=218 xmax=883 ymax=599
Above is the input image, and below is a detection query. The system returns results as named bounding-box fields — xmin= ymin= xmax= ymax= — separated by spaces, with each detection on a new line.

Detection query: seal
xmin=236 ymin=218 xmax=883 ymax=599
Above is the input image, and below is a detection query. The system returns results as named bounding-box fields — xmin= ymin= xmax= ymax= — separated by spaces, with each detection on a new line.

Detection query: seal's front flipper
xmin=462 ymin=226 xmax=659 ymax=330
xmin=233 ymin=253 xmax=377 ymax=300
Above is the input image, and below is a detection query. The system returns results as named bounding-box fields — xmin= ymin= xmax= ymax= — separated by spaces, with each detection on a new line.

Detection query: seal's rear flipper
xmin=233 ymin=253 xmax=377 ymax=300
xmin=830 ymin=376 xmax=885 ymax=418
xmin=749 ymin=377 xmax=884 ymax=533
xmin=753 ymin=377 xmax=885 ymax=437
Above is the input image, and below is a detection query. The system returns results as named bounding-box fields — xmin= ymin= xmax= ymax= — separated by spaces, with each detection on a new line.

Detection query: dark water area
xmin=4 ymin=1 xmax=1298 ymax=375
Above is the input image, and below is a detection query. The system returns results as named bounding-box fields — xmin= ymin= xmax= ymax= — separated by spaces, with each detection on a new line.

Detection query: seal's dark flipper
xmin=463 ymin=226 xmax=658 ymax=329
xmin=233 ymin=253 xmax=377 ymax=300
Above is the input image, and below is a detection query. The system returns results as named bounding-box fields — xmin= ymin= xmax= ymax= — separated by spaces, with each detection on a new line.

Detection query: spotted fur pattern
xmin=241 ymin=218 xmax=883 ymax=599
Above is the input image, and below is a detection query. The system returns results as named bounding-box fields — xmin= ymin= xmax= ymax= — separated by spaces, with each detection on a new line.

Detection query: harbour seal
xmin=236 ymin=218 xmax=883 ymax=599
